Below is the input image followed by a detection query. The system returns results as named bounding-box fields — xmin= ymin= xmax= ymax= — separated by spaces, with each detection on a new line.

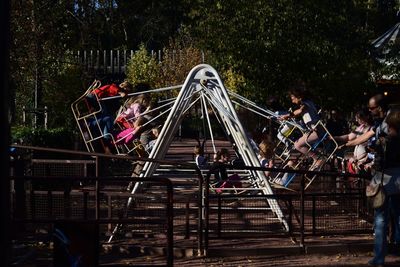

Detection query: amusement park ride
xmin=71 ymin=64 xmax=338 ymax=240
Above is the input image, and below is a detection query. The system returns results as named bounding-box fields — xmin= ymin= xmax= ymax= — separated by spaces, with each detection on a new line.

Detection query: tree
xmin=10 ymin=0 xmax=90 ymax=128
xmin=183 ymin=0 xmax=375 ymax=111
xmin=10 ymin=0 xmax=187 ymax=129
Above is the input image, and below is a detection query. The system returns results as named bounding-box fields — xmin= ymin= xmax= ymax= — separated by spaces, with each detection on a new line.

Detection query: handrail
xmin=11 ymin=144 xmax=195 ymax=168
xmin=10 ymin=144 xmax=205 ymax=259
xmin=10 ymin=175 xmax=174 ymax=267
xmin=203 ymin=163 xmax=371 ymax=253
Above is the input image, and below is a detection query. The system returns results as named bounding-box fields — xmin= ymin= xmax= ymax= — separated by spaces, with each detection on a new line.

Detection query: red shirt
xmin=92 ymin=84 xmax=120 ymax=99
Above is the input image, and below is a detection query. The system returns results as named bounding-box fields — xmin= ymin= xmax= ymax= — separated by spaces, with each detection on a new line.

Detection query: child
xmin=145 ymin=126 xmax=161 ymax=153
xmin=114 ymin=116 xmax=147 ymax=145
xmin=209 ymin=148 xmax=241 ymax=193
xmin=258 ymin=139 xmax=275 ymax=177
xmin=85 ymin=80 xmax=133 ymax=153
xmin=115 ymin=94 xmax=151 ymax=129
xmin=87 ymin=80 xmax=133 ymax=114
xmin=194 ymin=145 xmax=208 ymax=169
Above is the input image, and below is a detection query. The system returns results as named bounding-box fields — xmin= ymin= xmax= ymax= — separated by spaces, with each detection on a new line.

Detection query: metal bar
xmin=84 ymin=50 xmax=87 ymax=70
xmin=217 ymin=194 xmax=222 ymax=238
xmin=90 ymin=50 xmax=93 ymax=70
xmin=300 ymin=174 xmax=305 ymax=250
xmin=185 ymin=199 xmax=190 ymax=239
xmin=107 ymin=194 xmax=112 ymax=232
xmin=103 ymin=50 xmax=106 ymax=74
xmin=64 ymin=188 xmax=71 ymax=218
xmin=123 ymin=50 xmax=127 ymax=73
xmin=204 ymin=171 xmax=210 ymax=256
xmin=117 ymin=50 xmax=120 ymax=73
xmin=30 ymin=188 xmax=35 ymax=220
xmin=95 ymin=156 xmax=100 ymax=221
xmin=166 ymin=178 xmax=174 ymax=267
xmin=47 ymin=190 xmax=52 ymax=217
xmin=83 ymin=191 xmax=88 ymax=220
xmin=96 ymin=50 xmax=99 ymax=70
xmin=288 ymin=197 xmax=293 ymax=236
xmin=110 ymin=50 xmax=113 ymax=73
xmin=312 ymin=195 xmax=316 ymax=235
xmin=195 ymin=167 xmax=204 ymax=256
xmin=102 ymin=84 xmax=182 ymax=101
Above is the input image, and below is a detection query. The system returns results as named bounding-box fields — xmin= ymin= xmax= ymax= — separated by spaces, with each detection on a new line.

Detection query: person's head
xmin=355 ymin=108 xmax=373 ymax=126
xmin=152 ymin=126 xmax=160 ymax=138
xmin=194 ymin=145 xmax=204 ymax=156
xmin=368 ymin=94 xmax=388 ymax=119
xmin=119 ymin=80 xmax=133 ymax=96
xmin=288 ymin=82 xmax=308 ymax=105
xmin=134 ymin=116 xmax=147 ymax=128
xmin=330 ymin=109 xmax=339 ymax=120
xmin=134 ymin=94 xmax=151 ymax=107
xmin=213 ymin=151 xmax=220 ymax=162
xmin=125 ymin=96 xmax=136 ymax=106
xmin=386 ymin=109 xmax=400 ymax=137
xmin=219 ymin=148 xmax=230 ymax=162
xmin=259 ymin=139 xmax=274 ymax=159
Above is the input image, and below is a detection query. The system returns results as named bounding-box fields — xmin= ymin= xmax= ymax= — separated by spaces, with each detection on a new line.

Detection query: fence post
xmin=84 ymin=50 xmax=87 ymax=70
xmin=217 ymin=194 xmax=222 ymax=238
xmin=312 ymin=195 xmax=316 ymax=235
xmin=117 ymin=50 xmax=120 ymax=73
xmin=204 ymin=172 xmax=210 ymax=256
xmin=288 ymin=196 xmax=293 ymax=236
xmin=195 ymin=167 xmax=204 ymax=256
xmin=110 ymin=50 xmax=113 ymax=74
xmin=185 ymin=199 xmax=190 ymax=239
xmin=96 ymin=50 xmax=100 ymax=71
xmin=166 ymin=179 xmax=174 ymax=267
xmin=103 ymin=50 xmax=106 ymax=74
xmin=22 ymin=106 xmax=26 ymax=125
xmin=123 ymin=50 xmax=127 ymax=73
xmin=300 ymin=174 xmax=305 ymax=250
xmin=95 ymin=156 xmax=99 ymax=220
xmin=44 ymin=106 xmax=48 ymax=129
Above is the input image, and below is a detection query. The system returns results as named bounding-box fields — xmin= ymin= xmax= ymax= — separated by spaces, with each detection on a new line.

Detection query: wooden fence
xmin=71 ymin=50 xmax=205 ymax=75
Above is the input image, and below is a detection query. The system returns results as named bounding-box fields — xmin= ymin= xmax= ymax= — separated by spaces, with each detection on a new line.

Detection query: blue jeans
xmin=88 ymin=115 xmax=113 ymax=140
xmin=373 ymin=194 xmax=400 ymax=264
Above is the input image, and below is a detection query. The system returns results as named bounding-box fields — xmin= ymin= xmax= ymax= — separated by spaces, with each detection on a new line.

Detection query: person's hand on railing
xmin=279 ymin=114 xmax=291 ymax=121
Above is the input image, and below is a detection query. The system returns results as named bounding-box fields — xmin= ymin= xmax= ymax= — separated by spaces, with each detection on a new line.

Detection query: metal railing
xmin=11 ymin=175 xmax=174 ymax=267
xmin=10 ymin=144 xmax=205 ymax=266
xmin=203 ymin=165 xmax=373 ymax=253
xmin=9 ymin=144 xmax=374 ymax=261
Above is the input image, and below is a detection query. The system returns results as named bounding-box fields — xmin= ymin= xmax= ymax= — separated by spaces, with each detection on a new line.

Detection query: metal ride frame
xmin=227 ymin=89 xmax=339 ymax=190
xmin=71 ymin=80 xmax=182 ymax=156
xmin=71 ymin=64 xmax=339 ymax=242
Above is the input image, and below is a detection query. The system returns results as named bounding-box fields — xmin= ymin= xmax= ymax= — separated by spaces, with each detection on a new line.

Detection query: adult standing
xmin=334 ymin=108 xmax=374 ymax=183
xmin=335 ymin=108 xmax=373 ymax=163
xmin=345 ymin=94 xmax=400 ymax=267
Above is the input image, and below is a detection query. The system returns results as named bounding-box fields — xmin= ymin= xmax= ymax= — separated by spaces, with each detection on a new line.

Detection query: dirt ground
xmin=172 ymin=253 xmax=400 ymax=267
xmin=99 ymin=248 xmax=400 ymax=267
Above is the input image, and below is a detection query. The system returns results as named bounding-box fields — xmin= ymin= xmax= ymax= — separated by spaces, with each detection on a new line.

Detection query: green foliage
xmin=10 ymin=0 xmax=89 ymax=128
xmin=222 ymin=68 xmax=246 ymax=93
xmin=182 ymin=0 xmax=382 ymax=111
xmin=126 ymin=44 xmax=160 ymax=87
xmin=42 ymin=59 xmax=89 ymax=129
xmin=9 ymin=0 xmax=400 ymax=124
xmin=11 ymin=126 xmax=76 ymax=149
xmin=126 ymin=36 xmax=205 ymax=91
xmin=156 ymin=35 xmax=205 ymax=88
